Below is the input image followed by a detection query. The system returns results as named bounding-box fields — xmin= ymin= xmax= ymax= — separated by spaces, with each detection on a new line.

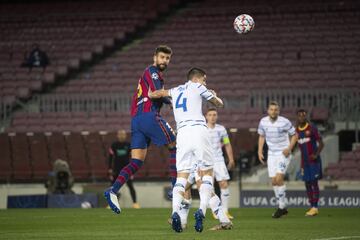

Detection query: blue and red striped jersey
xmin=296 ymin=123 xmax=321 ymax=167
xmin=130 ymin=66 xmax=170 ymax=117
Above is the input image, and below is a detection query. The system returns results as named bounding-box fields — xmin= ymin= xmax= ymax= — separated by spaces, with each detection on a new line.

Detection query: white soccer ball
xmin=81 ymin=201 xmax=92 ymax=209
xmin=233 ymin=14 xmax=255 ymax=34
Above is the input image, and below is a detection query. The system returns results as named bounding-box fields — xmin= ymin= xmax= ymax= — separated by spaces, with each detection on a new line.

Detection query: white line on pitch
xmin=311 ymin=236 xmax=360 ymax=240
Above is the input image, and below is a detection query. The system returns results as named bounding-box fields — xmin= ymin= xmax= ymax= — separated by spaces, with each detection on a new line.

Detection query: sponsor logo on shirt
xmin=298 ymin=137 xmax=310 ymax=144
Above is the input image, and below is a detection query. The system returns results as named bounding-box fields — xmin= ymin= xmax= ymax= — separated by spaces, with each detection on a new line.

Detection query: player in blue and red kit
xmin=296 ymin=109 xmax=324 ymax=216
xmin=104 ymin=45 xmax=177 ymax=214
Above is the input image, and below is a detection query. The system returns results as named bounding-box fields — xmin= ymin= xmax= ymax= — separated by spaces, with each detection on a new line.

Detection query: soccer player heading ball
xmin=104 ymin=45 xmax=177 ymax=214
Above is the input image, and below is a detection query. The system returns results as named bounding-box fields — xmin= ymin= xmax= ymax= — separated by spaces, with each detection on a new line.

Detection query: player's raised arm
xmin=208 ymin=90 xmax=224 ymax=108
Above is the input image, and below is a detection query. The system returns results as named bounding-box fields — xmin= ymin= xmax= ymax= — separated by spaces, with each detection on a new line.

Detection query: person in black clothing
xmin=108 ymin=130 xmax=140 ymax=208
xmin=21 ymin=43 xmax=50 ymax=72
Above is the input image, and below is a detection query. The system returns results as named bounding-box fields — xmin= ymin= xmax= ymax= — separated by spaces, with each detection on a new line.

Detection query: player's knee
xmin=131 ymin=149 xmax=147 ymax=160
xmin=271 ymin=178 xmax=277 ymax=186
xmin=219 ymin=181 xmax=228 ymax=189
xmin=276 ymin=175 xmax=284 ymax=185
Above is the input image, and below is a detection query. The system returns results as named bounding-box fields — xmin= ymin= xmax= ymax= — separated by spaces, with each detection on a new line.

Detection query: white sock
xmin=179 ymin=198 xmax=191 ymax=225
xmin=278 ymin=185 xmax=287 ymax=209
xmin=199 ymin=175 xmax=214 ymax=215
xmin=172 ymin=177 xmax=187 ymax=214
xmin=273 ymin=186 xmax=279 ymax=206
xmin=220 ymin=188 xmax=230 ymax=213
xmin=209 ymin=195 xmax=230 ymax=223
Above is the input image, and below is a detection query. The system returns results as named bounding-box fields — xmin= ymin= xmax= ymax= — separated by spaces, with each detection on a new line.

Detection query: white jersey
xmin=257 ymin=116 xmax=296 ymax=155
xmin=169 ymin=80 xmax=214 ymax=131
xmin=208 ymin=124 xmax=228 ymax=163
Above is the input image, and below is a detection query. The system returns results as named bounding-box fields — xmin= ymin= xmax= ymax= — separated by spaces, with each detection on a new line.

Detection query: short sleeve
xmin=146 ymin=68 xmax=162 ymax=90
xmin=257 ymin=120 xmax=265 ymax=136
xmin=196 ymin=83 xmax=214 ymax=100
xmin=220 ymin=126 xmax=230 ymax=144
xmin=286 ymin=119 xmax=296 ymax=136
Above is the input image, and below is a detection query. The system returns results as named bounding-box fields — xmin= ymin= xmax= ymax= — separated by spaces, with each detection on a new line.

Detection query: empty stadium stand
xmin=1 ymin=0 xmax=360 ymax=182
xmin=325 ymin=146 xmax=360 ymax=180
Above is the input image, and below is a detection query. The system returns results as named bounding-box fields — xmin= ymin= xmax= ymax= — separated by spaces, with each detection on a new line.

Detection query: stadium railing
xmin=249 ymin=88 xmax=360 ymax=121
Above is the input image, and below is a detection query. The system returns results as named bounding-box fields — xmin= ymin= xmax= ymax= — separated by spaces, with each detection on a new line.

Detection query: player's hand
xmin=227 ymin=160 xmax=235 ymax=170
xmin=258 ymin=152 xmax=265 ymax=165
xmin=282 ymin=148 xmax=291 ymax=157
xmin=310 ymin=154 xmax=318 ymax=160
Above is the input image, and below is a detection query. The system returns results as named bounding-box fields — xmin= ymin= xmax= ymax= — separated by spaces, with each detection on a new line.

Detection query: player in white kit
xmin=257 ymin=101 xmax=297 ymax=218
xmin=206 ymin=108 xmax=235 ymax=219
xmin=148 ymin=68 xmax=225 ymax=233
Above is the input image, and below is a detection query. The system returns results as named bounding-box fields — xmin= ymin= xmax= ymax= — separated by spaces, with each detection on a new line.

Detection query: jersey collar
xmin=298 ymin=122 xmax=309 ymax=131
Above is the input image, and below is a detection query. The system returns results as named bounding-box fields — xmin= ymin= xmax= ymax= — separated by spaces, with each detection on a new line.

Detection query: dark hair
xmin=187 ymin=67 xmax=206 ymax=80
xmin=297 ymin=109 xmax=307 ymax=114
xmin=206 ymin=107 xmax=217 ymax=114
xmin=268 ymin=101 xmax=279 ymax=108
xmin=155 ymin=45 xmax=172 ymax=55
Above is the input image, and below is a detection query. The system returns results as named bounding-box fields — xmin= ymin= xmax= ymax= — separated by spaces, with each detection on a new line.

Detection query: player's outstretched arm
xmin=148 ymin=88 xmax=170 ymax=99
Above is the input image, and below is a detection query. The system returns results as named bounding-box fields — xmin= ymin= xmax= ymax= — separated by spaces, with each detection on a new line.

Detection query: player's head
xmin=267 ymin=101 xmax=280 ymax=120
xmin=187 ymin=67 xmax=207 ymax=86
xmin=206 ymin=108 xmax=218 ymax=124
xmin=297 ymin=109 xmax=308 ymax=125
xmin=117 ymin=130 xmax=127 ymax=142
xmin=153 ymin=45 xmax=172 ymax=72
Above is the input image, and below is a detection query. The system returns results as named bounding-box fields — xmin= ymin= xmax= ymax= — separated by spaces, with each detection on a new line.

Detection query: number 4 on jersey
xmin=175 ymin=92 xmax=187 ymax=112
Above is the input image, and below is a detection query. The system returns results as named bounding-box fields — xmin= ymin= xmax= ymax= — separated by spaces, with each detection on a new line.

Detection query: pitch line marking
xmin=311 ymin=236 xmax=360 ymax=240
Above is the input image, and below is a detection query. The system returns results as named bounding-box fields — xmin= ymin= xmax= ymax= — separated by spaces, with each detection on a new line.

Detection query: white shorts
xmin=213 ymin=161 xmax=230 ymax=181
xmin=267 ymin=154 xmax=291 ymax=178
xmin=176 ymin=125 xmax=215 ymax=173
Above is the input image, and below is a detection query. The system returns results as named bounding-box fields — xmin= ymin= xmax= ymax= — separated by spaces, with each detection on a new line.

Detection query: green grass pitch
xmin=1 ymin=208 xmax=360 ymax=240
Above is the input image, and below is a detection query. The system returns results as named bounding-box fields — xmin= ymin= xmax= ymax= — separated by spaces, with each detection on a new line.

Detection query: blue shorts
xmin=302 ymin=158 xmax=323 ymax=182
xmin=131 ymin=112 xmax=176 ymax=149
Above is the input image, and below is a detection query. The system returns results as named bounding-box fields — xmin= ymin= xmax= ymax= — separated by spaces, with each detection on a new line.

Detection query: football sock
xmin=220 ymin=187 xmax=230 ymax=213
xmin=199 ymin=175 xmax=214 ymax=215
xmin=311 ymin=180 xmax=320 ymax=208
xmin=209 ymin=194 xmax=230 ymax=223
xmin=278 ymin=185 xmax=287 ymax=209
xmin=172 ymin=177 xmax=187 ymax=214
xmin=273 ymin=186 xmax=279 ymax=205
xmin=179 ymin=198 xmax=191 ymax=225
xmin=112 ymin=159 xmax=143 ymax=193
xmin=305 ymin=181 xmax=313 ymax=207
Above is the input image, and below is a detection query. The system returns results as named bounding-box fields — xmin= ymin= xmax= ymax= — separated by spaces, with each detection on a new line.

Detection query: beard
xmin=269 ymin=115 xmax=278 ymax=121
xmin=157 ymin=63 xmax=167 ymax=71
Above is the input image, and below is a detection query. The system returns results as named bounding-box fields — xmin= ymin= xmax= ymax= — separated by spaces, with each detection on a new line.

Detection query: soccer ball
xmin=233 ymin=14 xmax=255 ymax=34
xmin=81 ymin=201 xmax=92 ymax=209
